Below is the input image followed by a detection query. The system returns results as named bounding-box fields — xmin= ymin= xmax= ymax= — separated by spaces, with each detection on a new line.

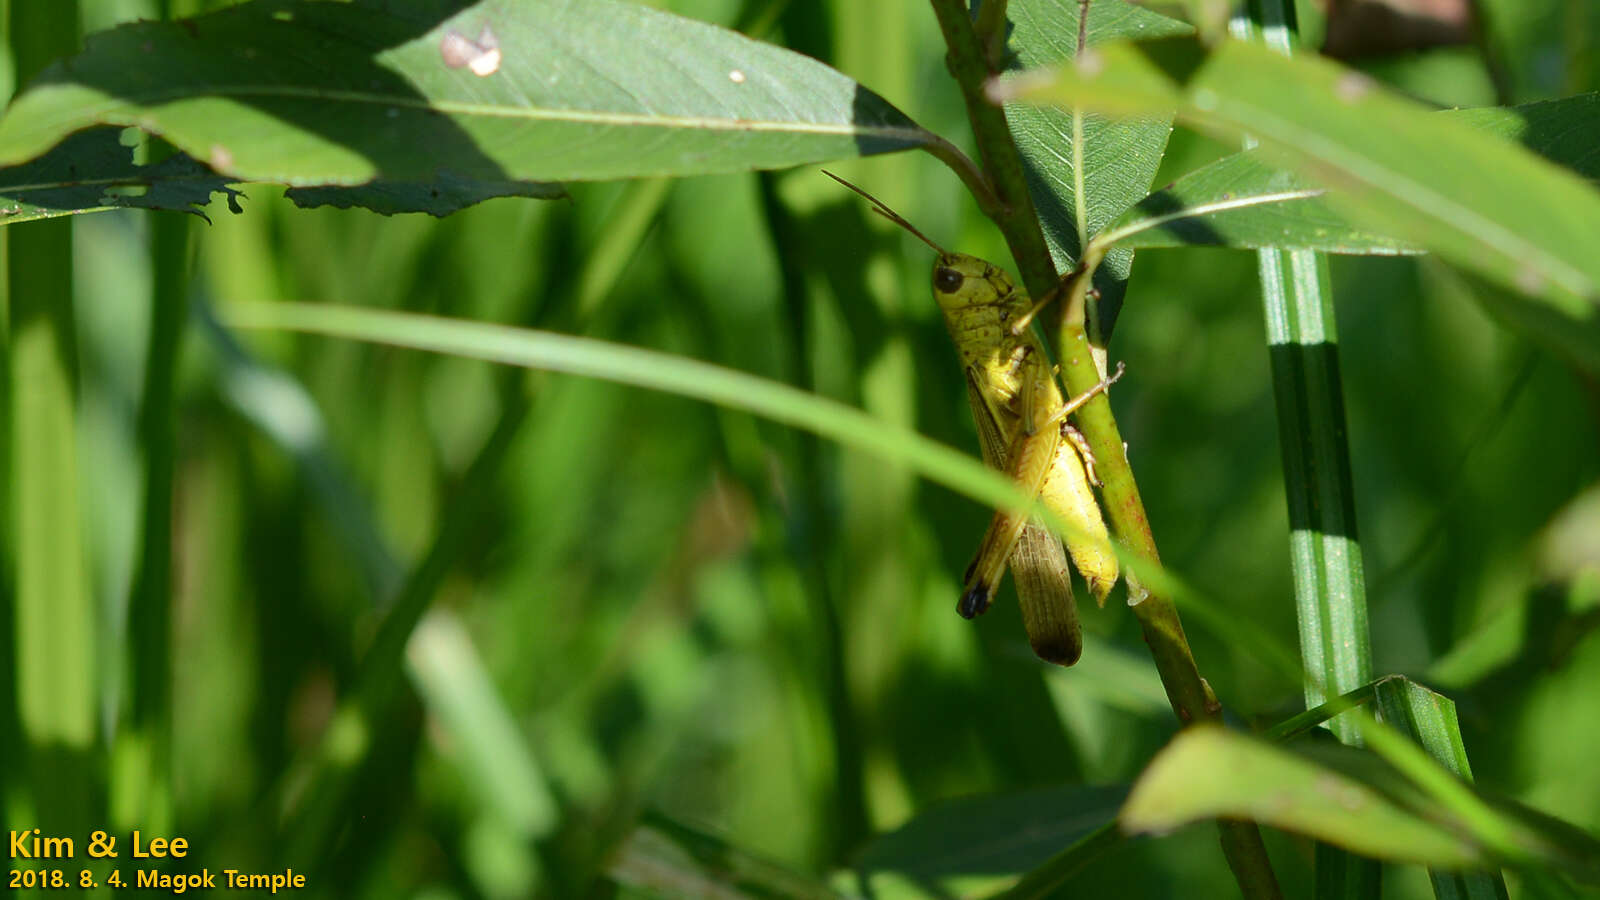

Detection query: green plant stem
xmin=927 ymin=2 xmax=1281 ymax=896
xmin=8 ymin=0 xmax=94 ymax=837
xmin=926 ymin=0 xmax=1058 ymax=294
xmin=974 ymin=0 xmax=1011 ymax=67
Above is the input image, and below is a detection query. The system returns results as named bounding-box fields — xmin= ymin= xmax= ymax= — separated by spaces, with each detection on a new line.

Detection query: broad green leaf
xmin=610 ymin=813 xmax=841 ymax=900
xmin=849 ymin=784 xmax=1125 ymax=899
xmin=0 ymin=127 xmax=243 ymax=224
xmin=1101 ymin=150 xmax=1415 ymax=254
xmin=1122 ymin=0 xmax=1230 ymax=40
xmin=999 ymin=40 xmax=1600 ymax=370
xmin=0 ymin=0 xmax=929 ymax=193
xmin=1003 ymin=0 xmax=1191 ymax=329
xmin=1103 ymin=93 xmax=1600 ymax=255
xmin=1122 ymin=725 xmax=1484 ymax=867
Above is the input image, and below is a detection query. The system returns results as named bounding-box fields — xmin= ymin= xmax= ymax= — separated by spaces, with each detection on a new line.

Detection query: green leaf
xmin=283 ymin=170 xmax=564 ymax=216
xmin=1122 ymin=724 xmax=1600 ymax=881
xmin=1103 ymin=93 xmax=1600 ymax=255
xmin=1373 ymin=679 xmax=1509 ymax=900
xmin=1103 ymin=150 xmax=1416 ymax=254
xmin=850 ymin=784 xmax=1126 ymax=899
xmin=0 ymin=127 xmax=243 ymax=224
xmin=1003 ymin=0 xmax=1191 ymax=328
xmin=1000 ymin=40 xmax=1600 ymax=370
xmin=0 ymin=0 xmax=929 ymax=198
xmin=1122 ymin=725 xmax=1485 ymax=868
xmin=609 ymin=813 xmax=842 ymax=900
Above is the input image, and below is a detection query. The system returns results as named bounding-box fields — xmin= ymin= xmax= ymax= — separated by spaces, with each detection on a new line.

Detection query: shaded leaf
xmin=851 ymin=784 xmax=1125 ymax=899
xmin=0 ymin=0 xmax=929 ymax=196
xmin=609 ymin=813 xmax=841 ymax=900
xmin=285 ymin=169 xmax=564 ymax=216
xmin=0 ymin=127 xmax=242 ymax=224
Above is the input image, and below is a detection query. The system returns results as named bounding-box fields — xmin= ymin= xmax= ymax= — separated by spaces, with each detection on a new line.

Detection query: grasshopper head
xmin=821 ymin=171 xmax=1018 ymax=311
xmin=932 ymin=252 xmax=1014 ymax=311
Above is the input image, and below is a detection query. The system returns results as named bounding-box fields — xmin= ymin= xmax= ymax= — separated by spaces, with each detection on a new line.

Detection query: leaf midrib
xmin=31 ymin=84 xmax=934 ymax=139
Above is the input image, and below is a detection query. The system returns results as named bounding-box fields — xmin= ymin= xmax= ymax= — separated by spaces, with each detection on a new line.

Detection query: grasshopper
xmin=827 ymin=172 xmax=1121 ymax=666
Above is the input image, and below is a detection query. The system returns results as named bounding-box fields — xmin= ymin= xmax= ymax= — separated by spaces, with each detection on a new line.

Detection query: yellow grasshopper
xmin=827 ymin=172 xmax=1121 ymax=666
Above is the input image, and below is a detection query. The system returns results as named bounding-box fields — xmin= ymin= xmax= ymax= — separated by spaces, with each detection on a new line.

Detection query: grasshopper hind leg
xmin=957 ymin=576 xmax=992 ymax=619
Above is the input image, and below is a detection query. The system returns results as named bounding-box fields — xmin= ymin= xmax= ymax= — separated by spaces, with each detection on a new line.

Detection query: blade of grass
xmin=7 ymin=0 xmax=96 ymax=837
xmin=1373 ymin=680 xmax=1511 ymax=900
xmin=112 ymin=207 xmax=188 ymax=834
xmin=1234 ymin=3 xmax=1375 ymax=895
xmin=225 ymin=301 xmax=1042 ymax=532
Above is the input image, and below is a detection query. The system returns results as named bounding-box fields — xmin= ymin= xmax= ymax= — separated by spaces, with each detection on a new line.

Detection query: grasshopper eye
xmin=934 ymin=267 xmax=964 ymax=294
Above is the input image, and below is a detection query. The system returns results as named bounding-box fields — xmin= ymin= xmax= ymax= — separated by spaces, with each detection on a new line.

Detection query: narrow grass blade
xmin=7 ymin=0 xmax=96 ymax=836
xmin=113 ymin=208 xmax=190 ymax=833
xmin=220 ymin=301 xmax=1039 ymax=530
xmin=1246 ymin=11 xmax=1375 ymax=895
xmin=1375 ymin=679 xmax=1510 ymax=900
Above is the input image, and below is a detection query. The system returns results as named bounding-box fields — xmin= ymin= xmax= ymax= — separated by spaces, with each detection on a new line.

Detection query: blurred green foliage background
xmin=4 ymin=0 xmax=1598 ymax=897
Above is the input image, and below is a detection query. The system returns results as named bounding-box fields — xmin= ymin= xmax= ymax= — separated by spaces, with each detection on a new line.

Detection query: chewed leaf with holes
xmin=285 ymin=171 xmax=564 ymax=216
xmin=0 ymin=0 xmax=930 ymax=191
xmin=0 ymin=127 xmax=242 ymax=225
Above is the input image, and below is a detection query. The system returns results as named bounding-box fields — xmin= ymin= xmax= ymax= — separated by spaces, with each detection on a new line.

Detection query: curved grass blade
xmin=218 ymin=302 xmax=1316 ymax=685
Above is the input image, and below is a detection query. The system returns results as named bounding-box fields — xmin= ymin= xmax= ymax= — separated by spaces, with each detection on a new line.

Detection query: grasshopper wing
xmin=965 ymin=372 xmax=1083 ymax=666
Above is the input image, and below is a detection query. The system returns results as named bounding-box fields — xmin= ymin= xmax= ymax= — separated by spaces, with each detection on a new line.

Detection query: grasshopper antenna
xmin=822 ymin=170 xmax=948 ymax=256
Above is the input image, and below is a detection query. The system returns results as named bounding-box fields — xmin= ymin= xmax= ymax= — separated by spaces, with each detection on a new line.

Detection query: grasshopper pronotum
xmin=827 ymin=172 xmax=1121 ymax=666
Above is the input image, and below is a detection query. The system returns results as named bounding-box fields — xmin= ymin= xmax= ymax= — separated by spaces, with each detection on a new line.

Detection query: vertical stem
xmin=925 ymin=1 xmax=1281 ymax=896
xmin=7 ymin=0 xmax=94 ymax=836
xmin=1239 ymin=2 xmax=1379 ymax=898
